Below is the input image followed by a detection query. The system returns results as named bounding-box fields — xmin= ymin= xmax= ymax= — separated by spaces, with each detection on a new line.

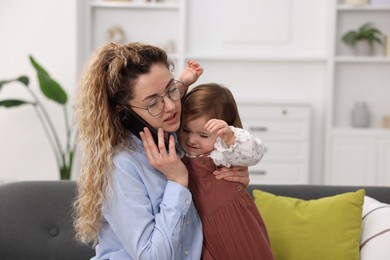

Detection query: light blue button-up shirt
xmin=92 ymin=136 xmax=203 ymax=260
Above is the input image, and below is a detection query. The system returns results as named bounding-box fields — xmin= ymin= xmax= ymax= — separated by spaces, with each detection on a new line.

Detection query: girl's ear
xmin=115 ymin=105 xmax=121 ymax=113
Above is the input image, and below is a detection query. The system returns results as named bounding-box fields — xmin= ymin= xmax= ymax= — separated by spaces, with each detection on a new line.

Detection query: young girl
xmin=179 ymin=83 xmax=275 ymax=260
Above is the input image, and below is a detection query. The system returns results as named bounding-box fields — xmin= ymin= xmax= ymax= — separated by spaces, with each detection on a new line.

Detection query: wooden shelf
xmin=335 ymin=56 xmax=390 ymax=63
xmin=184 ymin=53 xmax=327 ymax=62
xmin=91 ymin=0 xmax=179 ymax=9
xmin=337 ymin=5 xmax=390 ymax=11
xmin=331 ymin=127 xmax=390 ymax=136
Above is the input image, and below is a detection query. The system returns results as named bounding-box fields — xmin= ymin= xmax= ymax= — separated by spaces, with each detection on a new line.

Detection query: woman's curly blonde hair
xmin=73 ymin=42 xmax=171 ymax=244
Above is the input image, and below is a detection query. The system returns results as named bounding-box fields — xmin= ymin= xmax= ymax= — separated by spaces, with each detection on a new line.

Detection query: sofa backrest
xmin=247 ymin=184 xmax=390 ymax=204
xmin=1 ymin=180 xmax=389 ymax=260
xmin=0 ymin=181 xmax=94 ymax=260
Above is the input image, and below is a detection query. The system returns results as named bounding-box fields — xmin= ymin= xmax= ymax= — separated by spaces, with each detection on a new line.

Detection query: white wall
xmin=0 ymin=0 xmax=329 ymax=184
xmin=184 ymin=0 xmax=330 ymax=184
xmin=0 ymin=0 xmax=77 ymax=182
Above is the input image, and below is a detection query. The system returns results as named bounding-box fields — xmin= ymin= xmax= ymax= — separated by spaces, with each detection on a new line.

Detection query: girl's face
xmin=179 ymin=116 xmax=217 ymax=156
xmin=129 ymin=63 xmax=182 ymax=134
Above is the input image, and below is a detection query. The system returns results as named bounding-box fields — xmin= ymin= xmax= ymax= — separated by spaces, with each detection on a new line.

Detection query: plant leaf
xmin=341 ymin=22 xmax=383 ymax=46
xmin=17 ymin=76 xmax=29 ymax=86
xmin=0 ymin=80 xmax=10 ymax=90
xmin=36 ymin=71 xmax=68 ymax=104
xmin=29 ymin=55 xmax=68 ymax=105
xmin=0 ymin=99 xmax=34 ymax=108
xmin=29 ymin=55 xmax=50 ymax=76
xmin=0 ymin=76 xmax=29 ymax=91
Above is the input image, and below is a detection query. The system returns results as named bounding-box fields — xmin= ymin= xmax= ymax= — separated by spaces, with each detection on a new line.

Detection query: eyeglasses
xmin=130 ymin=79 xmax=185 ymax=116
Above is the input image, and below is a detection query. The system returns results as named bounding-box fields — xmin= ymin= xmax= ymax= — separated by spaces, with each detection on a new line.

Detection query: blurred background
xmin=1 ymin=0 xmax=389 ymax=186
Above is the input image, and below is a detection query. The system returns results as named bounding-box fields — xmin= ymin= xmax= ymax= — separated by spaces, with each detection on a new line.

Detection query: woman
xmin=73 ymin=42 xmax=249 ymax=259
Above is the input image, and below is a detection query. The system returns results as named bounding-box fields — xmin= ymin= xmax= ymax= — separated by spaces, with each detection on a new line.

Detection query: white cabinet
xmin=325 ymin=1 xmax=390 ymax=185
xmin=77 ymin=0 xmax=187 ymax=74
xmin=329 ymin=2 xmax=390 ymax=129
xmin=239 ymin=104 xmax=311 ymax=184
xmin=327 ymin=134 xmax=377 ymax=185
xmin=326 ymin=129 xmax=390 ymax=186
xmin=77 ymin=0 xmax=333 ymax=184
xmin=378 ymin=138 xmax=390 ymax=185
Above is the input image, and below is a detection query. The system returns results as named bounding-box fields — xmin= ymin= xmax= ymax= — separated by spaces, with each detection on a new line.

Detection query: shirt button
xmin=184 ymin=250 xmax=189 ymax=255
xmin=185 ymin=199 xmax=191 ymax=204
xmin=236 ymin=185 xmax=243 ymax=191
xmin=186 ymin=220 xmax=190 ymax=225
xmin=200 ymin=157 xmax=205 ymax=164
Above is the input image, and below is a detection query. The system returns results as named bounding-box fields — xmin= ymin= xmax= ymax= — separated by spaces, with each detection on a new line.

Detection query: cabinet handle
xmin=250 ymin=170 xmax=266 ymax=175
xmin=249 ymin=126 xmax=268 ymax=132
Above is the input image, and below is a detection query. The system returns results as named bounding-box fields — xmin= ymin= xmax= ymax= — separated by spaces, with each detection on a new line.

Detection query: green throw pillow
xmin=253 ymin=189 xmax=365 ymax=260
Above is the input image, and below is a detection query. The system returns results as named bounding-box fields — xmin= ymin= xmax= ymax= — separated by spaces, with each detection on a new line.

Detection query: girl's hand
xmin=179 ymin=60 xmax=204 ymax=88
xmin=213 ymin=166 xmax=250 ymax=187
xmin=140 ymin=127 xmax=188 ymax=188
xmin=205 ymin=119 xmax=235 ymax=146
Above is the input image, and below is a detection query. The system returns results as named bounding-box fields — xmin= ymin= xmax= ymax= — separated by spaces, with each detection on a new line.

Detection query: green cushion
xmin=253 ymin=189 xmax=365 ymax=260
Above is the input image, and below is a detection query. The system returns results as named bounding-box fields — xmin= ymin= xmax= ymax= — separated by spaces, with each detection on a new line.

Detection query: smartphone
xmin=119 ymin=108 xmax=169 ymax=148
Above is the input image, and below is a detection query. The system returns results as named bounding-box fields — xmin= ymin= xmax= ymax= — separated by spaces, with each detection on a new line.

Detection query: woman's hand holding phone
xmin=140 ymin=127 xmax=189 ymax=188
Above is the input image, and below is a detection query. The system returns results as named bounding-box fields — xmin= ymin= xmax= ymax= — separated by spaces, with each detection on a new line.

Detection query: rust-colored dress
xmin=184 ymin=155 xmax=275 ymax=260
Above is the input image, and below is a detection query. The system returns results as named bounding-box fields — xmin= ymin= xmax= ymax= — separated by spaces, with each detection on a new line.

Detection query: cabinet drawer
xmin=249 ymin=162 xmax=308 ymax=184
xmin=261 ymin=141 xmax=309 ymax=161
xmin=243 ymin=119 xmax=309 ymax=141
xmin=239 ymin=104 xmax=311 ymax=184
xmin=238 ymin=105 xmax=311 ymax=120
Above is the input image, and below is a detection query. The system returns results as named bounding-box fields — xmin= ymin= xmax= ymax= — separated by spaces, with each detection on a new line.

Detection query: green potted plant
xmin=0 ymin=56 xmax=76 ymax=180
xmin=341 ymin=23 xmax=384 ymax=56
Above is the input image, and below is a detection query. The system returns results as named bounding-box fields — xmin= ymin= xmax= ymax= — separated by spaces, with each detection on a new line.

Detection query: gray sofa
xmin=0 ymin=181 xmax=95 ymax=260
xmin=0 ymin=181 xmax=389 ymax=260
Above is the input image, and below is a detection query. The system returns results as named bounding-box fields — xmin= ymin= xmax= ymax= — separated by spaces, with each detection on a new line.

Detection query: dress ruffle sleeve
xmin=209 ymin=126 xmax=265 ymax=167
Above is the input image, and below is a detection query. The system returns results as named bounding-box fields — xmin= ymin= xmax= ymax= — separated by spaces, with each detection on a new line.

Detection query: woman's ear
xmin=115 ymin=105 xmax=121 ymax=113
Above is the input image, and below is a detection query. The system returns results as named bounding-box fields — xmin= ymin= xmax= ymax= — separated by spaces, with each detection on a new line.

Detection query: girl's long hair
xmin=73 ymin=42 xmax=171 ymax=244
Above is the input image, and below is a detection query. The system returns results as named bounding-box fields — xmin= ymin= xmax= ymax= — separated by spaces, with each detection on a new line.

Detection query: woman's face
xmin=128 ymin=63 xmax=182 ymax=134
